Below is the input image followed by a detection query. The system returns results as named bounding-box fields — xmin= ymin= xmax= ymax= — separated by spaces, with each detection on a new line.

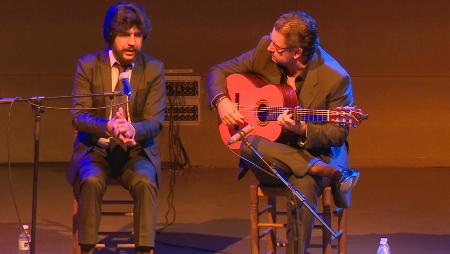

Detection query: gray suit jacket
xmin=207 ymin=35 xmax=353 ymax=168
xmin=68 ymin=50 xmax=166 ymax=186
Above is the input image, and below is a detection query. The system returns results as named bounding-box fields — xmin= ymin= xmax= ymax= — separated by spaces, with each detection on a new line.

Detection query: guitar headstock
xmin=329 ymin=106 xmax=368 ymax=127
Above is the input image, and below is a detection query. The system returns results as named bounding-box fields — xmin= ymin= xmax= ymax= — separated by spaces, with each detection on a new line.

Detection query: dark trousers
xmin=76 ymin=145 xmax=158 ymax=248
xmin=240 ymin=136 xmax=330 ymax=254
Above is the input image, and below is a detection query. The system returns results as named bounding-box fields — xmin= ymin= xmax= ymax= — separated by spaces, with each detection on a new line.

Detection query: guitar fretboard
xmin=256 ymin=106 xmax=330 ymax=122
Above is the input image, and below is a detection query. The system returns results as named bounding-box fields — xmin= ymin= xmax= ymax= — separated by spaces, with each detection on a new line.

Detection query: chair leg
xmin=250 ymin=185 xmax=259 ymax=254
xmin=322 ymin=187 xmax=332 ymax=254
xmin=72 ymin=197 xmax=81 ymax=254
xmin=267 ymin=196 xmax=277 ymax=254
xmin=338 ymin=208 xmax=348 ymax=254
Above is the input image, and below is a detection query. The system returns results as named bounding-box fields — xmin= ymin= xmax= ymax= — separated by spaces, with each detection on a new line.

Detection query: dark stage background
xmin=0 ymin=1 xmax=449 ymax=167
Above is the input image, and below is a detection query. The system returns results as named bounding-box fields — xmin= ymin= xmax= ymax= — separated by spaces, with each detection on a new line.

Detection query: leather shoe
xmin=331 ymin=168 xmax=360 ymax=208
xmin=337 ymin=168 xmax=360 ymax=192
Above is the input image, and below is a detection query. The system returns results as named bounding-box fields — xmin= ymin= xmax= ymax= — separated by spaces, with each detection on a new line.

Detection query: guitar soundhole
xmin=257 ymin=102 xmax=270 ymax=125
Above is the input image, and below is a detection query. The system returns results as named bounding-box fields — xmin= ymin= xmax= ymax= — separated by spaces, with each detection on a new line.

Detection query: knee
xmin=81 ymin=176 xmax=105 ymax=194
xmin=239 ymin=135 xmax=262 ymax=157
xmin=239 ymin=140 xmax=251 ymax=158
xmin=131 ymin=176 xmax=157 ymax=196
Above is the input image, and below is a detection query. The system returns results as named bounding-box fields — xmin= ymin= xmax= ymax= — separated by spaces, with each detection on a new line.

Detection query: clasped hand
xmin=107 ymin=107 xmax=136 ymax=146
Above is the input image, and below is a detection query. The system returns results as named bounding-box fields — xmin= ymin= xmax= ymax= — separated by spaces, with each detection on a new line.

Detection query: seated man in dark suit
xmin=207 ymin=11 xmax=359 ymax=253
xmin=68 ymin=2 xmax=166 ymax=254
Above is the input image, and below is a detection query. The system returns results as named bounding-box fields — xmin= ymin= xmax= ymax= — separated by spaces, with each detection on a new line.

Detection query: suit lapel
xmin=299 ymin=52 xmax=319 ymax=108
xmin=129 ymin=54 xmax=144 ymax=119
xmin=99 ymin=51 xmax=113 ymax=118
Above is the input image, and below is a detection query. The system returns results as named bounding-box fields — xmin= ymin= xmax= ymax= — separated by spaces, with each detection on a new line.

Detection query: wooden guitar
xmin=219 ymin=73 xmax=368 ymax=149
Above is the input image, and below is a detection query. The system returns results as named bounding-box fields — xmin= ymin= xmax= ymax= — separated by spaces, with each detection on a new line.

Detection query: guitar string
xmin=237 ymin=107 xmax=331 ymax=115
xmin=238 ymin=110 xmax=330 ymax=113
xmin=238 ymin=105 xmax=331 ymax=111
xmin=237 ymin=110 xmax=330 ymax=117
xmin=236 ymin=105 xmax=358 ymax=113
xmin=238 ymin=109 xmax=330 ymax=113
xmin=236 ymin=106 xmax=357 ymax=121
xmin=233 ymin=115 xmax=356 ymax=123
xmin=235 ymin=105 xmax=358 ymax=109
xmin=237 ymin=111 xmax=330 ymax=115
xmin=230 ymin=110 xmax=356 ymax=123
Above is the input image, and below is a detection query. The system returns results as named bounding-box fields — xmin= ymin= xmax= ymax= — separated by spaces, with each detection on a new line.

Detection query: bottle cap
xmin=22 ymin=225 xmax=29 ymax=230
xmin=380 ymin=238 xmax=388 ymax=244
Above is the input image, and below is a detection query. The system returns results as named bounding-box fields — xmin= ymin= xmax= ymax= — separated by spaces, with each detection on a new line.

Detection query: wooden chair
xmin=249 ymin=185 xmax=348 ymax=254
xmin=72 ymin=180 xmax=135 ymax=254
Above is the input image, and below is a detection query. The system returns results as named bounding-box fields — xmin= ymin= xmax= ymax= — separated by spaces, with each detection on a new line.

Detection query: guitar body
xmin=219 ymin=73 xmax=298 ymax=150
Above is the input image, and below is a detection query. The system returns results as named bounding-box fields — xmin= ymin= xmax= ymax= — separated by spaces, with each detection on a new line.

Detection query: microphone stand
xmin=240 ymin=137 xmax=343 ymax=242
xmin=1 ymin=92 xmax=117 ymax=254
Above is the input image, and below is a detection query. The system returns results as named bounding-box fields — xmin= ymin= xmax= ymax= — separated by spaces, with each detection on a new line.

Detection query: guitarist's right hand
xmin=217 ymin=97 xmax=244 ymax=126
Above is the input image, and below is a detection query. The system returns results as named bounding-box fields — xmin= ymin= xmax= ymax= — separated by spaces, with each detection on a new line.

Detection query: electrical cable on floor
xmin=157 ymin=89 xmax=191 ymax=233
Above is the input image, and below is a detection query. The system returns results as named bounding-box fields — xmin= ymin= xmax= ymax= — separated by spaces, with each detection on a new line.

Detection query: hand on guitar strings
xmin=277 ymin=109 xmax=307 ymax=136
xmin=107 ymin=107 xmax=137 ymax=146
xmin=217 ymin=97 xmax=244 ymax=126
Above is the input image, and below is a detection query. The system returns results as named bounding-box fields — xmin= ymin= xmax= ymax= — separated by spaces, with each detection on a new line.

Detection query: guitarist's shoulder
xmin=315 ymin=47 xmax=349 ymax=78
xmin=256 ymin=35 xmax=271 ymax=50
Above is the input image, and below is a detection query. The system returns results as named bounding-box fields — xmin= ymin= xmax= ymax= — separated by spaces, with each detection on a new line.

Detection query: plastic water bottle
xmin=18 ymin=224 xmax=30 ymax=254
xmin=376 ymin=237 xmax=391 ymax=254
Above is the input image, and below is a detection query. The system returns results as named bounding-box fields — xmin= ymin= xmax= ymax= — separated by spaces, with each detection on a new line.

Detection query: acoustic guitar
xmin=218 ymin=73 xmax=368 ymax=149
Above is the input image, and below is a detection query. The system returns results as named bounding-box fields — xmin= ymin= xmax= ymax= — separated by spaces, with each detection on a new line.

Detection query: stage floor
xmin=1 ymin=165 xmax=449 ymax=253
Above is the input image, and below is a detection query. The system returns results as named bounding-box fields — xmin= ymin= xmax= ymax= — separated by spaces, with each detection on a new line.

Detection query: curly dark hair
xmin=103 ymin=2 xmax=152 ymax=46
xmin=274 ymin=12 xmax=320 ymax=63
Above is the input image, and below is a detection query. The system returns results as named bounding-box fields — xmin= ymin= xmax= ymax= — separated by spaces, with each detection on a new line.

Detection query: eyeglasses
xmin=269 ymin=40 xmax=291 ymax=53
xmin=269 ymin=32 xmax=294 ymax=53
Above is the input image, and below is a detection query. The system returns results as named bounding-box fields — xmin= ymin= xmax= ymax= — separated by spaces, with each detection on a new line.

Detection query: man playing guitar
xmin=207 ymin=11 xmax=361 ymax=253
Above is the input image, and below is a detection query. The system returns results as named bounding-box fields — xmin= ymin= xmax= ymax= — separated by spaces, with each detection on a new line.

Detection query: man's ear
xmin=293 ymin=47 xmax=303 ymax=60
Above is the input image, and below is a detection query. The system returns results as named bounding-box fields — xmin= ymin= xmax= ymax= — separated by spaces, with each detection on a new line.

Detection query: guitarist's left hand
xmin=278 ymin=110 xmax=307 ymax=137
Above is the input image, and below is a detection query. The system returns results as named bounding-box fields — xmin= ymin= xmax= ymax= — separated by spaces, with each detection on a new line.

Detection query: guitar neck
xmin=262 ymin=107 xmax=331 ymax=123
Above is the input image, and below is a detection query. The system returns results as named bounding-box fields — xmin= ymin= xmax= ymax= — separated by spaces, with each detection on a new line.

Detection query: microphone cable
xmin=157 ymin=87 xmax=191 ymax=233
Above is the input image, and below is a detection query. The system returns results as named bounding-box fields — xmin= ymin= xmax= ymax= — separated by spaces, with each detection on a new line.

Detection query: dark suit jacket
xmin=68 ymin=50 xmax=166 ymax=186
xmin=207 ymin=35 xmax=353 ymax=169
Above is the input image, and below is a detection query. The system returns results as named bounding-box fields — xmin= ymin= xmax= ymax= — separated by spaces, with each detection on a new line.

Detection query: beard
xmin=113 ymin=46 xmax=140 ymax=65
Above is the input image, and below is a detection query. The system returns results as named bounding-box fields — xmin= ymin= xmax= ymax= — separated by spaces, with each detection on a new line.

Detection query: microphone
xmin=119 ymin=72 xmax=132 ymax=98
xmin=227 ymin=124 xmax=254 ymax=145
